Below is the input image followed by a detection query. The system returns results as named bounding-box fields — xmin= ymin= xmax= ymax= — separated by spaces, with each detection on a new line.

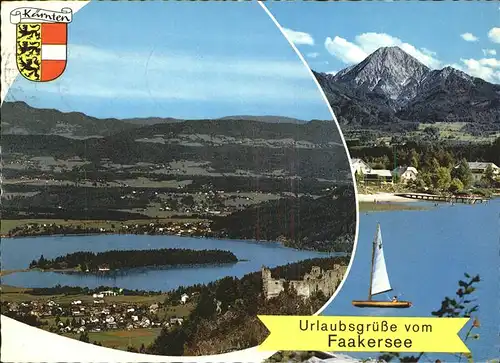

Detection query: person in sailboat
xmin=392 ymin=296 xmax=398 ymax=303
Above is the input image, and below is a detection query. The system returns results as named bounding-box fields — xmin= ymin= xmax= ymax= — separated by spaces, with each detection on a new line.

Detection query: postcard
xmin=1 ymin=1 xmax=498 ymax=363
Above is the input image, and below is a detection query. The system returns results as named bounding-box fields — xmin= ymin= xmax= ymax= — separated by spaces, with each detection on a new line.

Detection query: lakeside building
xmin=364 ymin=169 xmax=393 ymax=184
xmin=461 ymin=162 xmax=500 ymax=184
xmin=351 ymin=158 xmax=394 ymax=184
xmin=392 ymin=166 xmax=418 ymax=183
xmin=351 ymin=158 xmax=372 ymax=175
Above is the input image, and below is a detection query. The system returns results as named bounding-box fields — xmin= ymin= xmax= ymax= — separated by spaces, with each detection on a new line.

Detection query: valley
xmin=1 ymin=102 xmax=355 ymax=253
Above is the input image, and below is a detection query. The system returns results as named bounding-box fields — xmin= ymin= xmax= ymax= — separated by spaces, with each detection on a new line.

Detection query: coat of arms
xmin=10 ymin=7 xmax=73 ymax=82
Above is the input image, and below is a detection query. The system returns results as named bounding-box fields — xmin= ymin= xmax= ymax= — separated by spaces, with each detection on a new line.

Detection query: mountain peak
xmin=331 ymin=46 xmax=430 ymax=104
xmin=437 ymin=66 xmax=472 ymax=80
xmin=372 ymin=45 xmax=405 ymax=54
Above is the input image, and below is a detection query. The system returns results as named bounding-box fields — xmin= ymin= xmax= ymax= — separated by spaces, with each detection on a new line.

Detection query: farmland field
xmin=65 ymin=328 xmax=162 ymax=350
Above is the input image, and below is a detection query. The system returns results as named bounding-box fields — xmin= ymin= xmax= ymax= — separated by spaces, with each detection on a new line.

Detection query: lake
xmin=0 ymin=235 xmax=333 ymax=291
xmin=322 ymin=198 xmax=499 ymax=362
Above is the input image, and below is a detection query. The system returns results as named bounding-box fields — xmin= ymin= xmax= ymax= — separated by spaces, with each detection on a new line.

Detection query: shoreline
xmin=0 ymin=231 xmax=350 ymax=255
xmin=357 ymin=193 xmax=417 ymax=203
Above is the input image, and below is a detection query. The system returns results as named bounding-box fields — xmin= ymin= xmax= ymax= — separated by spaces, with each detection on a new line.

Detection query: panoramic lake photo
xmin=0 ymin=0 xmax=356 ymax=358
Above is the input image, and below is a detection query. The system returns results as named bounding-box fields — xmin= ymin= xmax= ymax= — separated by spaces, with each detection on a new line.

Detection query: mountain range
xmin=314 ymin=46 xmax=500 ymax=132
xmin=0 ymin=101 xmax=308 ymax=138
xmin=3 ymin=46 xmax=498 ymax=138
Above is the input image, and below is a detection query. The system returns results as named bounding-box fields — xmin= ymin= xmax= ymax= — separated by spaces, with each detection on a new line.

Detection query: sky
xmin=5 ymin=1 xmax=332 ymax=120
xmin=266 ymin=1 xmax=500 ymax=83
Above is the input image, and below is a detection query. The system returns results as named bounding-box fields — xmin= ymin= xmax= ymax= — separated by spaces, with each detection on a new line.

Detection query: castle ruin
xmin=261 ymin=264 xmax=347 ymax=300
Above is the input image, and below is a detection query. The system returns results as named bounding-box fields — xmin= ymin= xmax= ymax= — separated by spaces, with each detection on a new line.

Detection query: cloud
xmin=488 ymin=27 xmax=500 ymax=43
xmin=20 ymin=44 xmax=321 ymax=103
xmin=324 ymin=36 xmax=367 ymax=64
xmin=482 ymin=49 xmax=497 ymax=56
xmin=282 ymin=28 xmax=314 ymax=46
xmin=460 ymin=33 xmax=479 ymax=42
xmin=307 ymin=52 xmax=320 ymax=59
xmin=325 ymin=32 xmax=441 ymax=69
xmin=478 ymin=58 xmax=500 ymax=68
xmin=452 ymin=58 xmax=500 ymax=83
xmin=421 ymin=48 xmax=437 ymax=57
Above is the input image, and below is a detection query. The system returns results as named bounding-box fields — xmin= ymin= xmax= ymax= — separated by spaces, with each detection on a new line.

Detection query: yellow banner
xmin=258 ymin=316 xmax=470 ymax=353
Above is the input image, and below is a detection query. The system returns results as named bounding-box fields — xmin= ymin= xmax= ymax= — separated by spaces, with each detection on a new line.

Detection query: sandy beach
xmin=356 ymin=192 xmax=417 ymax=203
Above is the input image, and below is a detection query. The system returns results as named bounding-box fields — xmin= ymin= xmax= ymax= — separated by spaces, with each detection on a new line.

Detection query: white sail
xmin=370 ymin=225 xmax=392 ymax=296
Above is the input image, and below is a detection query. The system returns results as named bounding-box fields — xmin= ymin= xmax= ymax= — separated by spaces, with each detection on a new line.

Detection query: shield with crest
xmin=11 ymin=7 xmax=73 ymax=82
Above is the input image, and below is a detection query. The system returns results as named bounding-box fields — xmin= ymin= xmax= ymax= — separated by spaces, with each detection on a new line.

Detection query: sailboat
xmin=352 ymin=223 xmax=412 ymax=308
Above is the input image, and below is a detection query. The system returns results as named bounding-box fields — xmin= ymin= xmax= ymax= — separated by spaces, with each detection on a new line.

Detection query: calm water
xmin=0 ymin=235 xmax=332 ymax=291
xmin=322 ymin=199 xmax=500 ymax=361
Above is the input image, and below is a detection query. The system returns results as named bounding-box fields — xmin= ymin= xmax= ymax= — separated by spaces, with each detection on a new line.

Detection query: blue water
xmin=0 ymin=234 xmax=332 ymax=291
xmin=322 ymin=199 xmax=500 ymax=361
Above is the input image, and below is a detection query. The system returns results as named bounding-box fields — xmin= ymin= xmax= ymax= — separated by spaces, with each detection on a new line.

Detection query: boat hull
xmin=352 ymin=300 xmax=412 ymax=308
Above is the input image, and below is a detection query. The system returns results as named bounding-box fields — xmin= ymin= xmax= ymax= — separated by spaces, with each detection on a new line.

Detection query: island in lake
xmin=28 ymin=248 xmax=239 ymax=272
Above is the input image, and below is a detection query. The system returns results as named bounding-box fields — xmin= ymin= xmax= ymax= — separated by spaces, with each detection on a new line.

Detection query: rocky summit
xmin=314 ymin=46 xmax=500 ymax=131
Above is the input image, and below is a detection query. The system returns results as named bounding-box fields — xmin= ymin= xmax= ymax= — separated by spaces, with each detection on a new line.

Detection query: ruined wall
xmin=261 ymin=264 xmax=347 ymax=300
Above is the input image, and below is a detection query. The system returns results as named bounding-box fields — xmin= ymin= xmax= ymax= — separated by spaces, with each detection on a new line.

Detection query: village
xmin=4 ymin=219 xmax=216 ymax=239
xmin=1 ymin=289 xmax=196 ymax=337
xmin=351 ymin=158 xmax=500 ymax=190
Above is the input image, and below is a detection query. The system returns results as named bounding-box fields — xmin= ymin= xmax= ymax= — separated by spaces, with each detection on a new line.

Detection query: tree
xmin=451 ymin=159 xmax=473 ymax=189
xmin=423 ymin=126 xmax=439 ymax=140
xmin=79 ymin=331 xmax=89 ymax=343
xmin=481 ymin=164 xmax=495 ymax=187
xmin=379 ymin=273 xmax=481 ymax=362
xmin=37 ymin=254 xmax=47 ymax=268
xmin=409 ymin=149 xmax=419 ymax=169
xmin=354 ymin=170 xmax=364 ymax=184
xmin=436 ymin=167 xmax=451 ymax=190
xmin=449 ymin=178 xmax=464 ymax=193
xmin=417 ymin=172 xmax=432 ymax=189
xmin=431 ymin=158 xmax=440 ymax=172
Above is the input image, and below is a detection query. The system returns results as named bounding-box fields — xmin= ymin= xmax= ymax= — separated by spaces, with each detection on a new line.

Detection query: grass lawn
xmin=157 ymin=302 xmax=195 ymax=319
xmin=64 ymin=328 xmax=162 ymax=350
xmin=0 ymin=285 xmax=168 ymax=304
xmin=359 ymin=202 xmax=429 ymax=212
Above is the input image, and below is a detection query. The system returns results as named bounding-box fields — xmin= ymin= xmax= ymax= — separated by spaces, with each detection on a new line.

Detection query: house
xmin=71 ymin=300 xmax=82 ymax=305
xmin=140 ymin=317 xmax=151 ymax=328
xmin=351 ymin=158 xmax=372 ymax=175
xmin=149 ymin=303 xmax=159 ymax=313
xmin=170 ymin=317 xmax=184 ymax=326
xmin=364 ymin=169 xmax=393 ymax=184
xmin=100 ymin=290 xmax=117 ymax=296
xmin=392 ymin=166 xmax=418 ymax=183
xmin=464 ymin=162 xmax=500 ymax=183
xmin=180 ymin=293 xmax=190 ymax=304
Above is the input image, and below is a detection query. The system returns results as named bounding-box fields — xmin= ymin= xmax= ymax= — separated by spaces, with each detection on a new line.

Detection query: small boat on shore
xmin=352 ymin=223 xmax=412 ymax=309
